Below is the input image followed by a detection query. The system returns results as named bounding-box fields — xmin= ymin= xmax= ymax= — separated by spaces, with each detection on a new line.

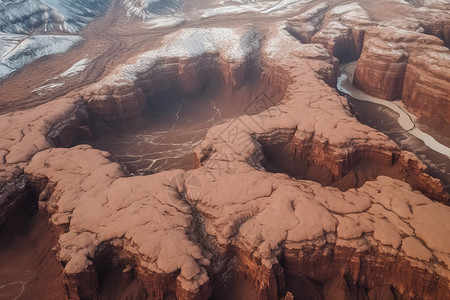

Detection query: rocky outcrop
xmin=283 ymin=244 xmax=449 ymax=299
xmin=123 ymin=0 xmax=184 ymax=20
xmin=195 ymin=25 xmax=448 ymax=202
xmin=0 ymin=97 xmax=89 ymax=165
xmin=1 ymin=18 xmax=449 ymax=300
xmin=353 ymin=25 xmax=450 ymax=128
xmin=25 ymin=145 xmax=450 ymax=300
xmin=286 ymin=3 xmax=329 ymax=43
xmin=309 ymin=3 xmax=374 ymax=61
xmin=402 ymin=48 xmax=450 ymax=123
xmin=419 ymin=7 xmax=450 ymax=46
xmin=25 ymin=145 xmax=212 ymax=300
xmin=398 ymin=151 xmax=449 ymax=204
xmin=80 ymin=28 xmax=262 ymax=122
xmin=353 ymin=26 xmax=445 ymax=101
xmin=0 ymin=166 xmax=32 ymax=228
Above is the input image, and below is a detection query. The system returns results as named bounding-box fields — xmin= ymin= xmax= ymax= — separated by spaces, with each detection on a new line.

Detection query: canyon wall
xmin=353 ymin=26 xmax=444 ymax=100
xmin=24 ymin=144 xmax=450 ymax=300
xmin=402 ymin=49 xmax=450 ymax=123
xmin=80 ymin=28 xmax=262 ymax=122
xmin=288 ymin=3 xmax=374 ymax=62
xmin=0 ymin=16 xmax=449 ymax=300
xmin=353 ymin=25 xmax=450 ymax=125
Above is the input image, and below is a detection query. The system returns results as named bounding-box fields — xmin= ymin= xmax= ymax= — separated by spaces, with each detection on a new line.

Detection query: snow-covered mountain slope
xmin=0 ymin=0 xmax=109 ymax=81
xmin=0 ymin=0 xmax=109 ymax=34
xmin=123 ymin=0 xmax=184 ymax=19
xmin=0 ymin=34 xmax=81 ymax=80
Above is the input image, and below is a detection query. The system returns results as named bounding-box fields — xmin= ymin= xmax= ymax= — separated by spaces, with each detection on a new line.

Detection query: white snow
xmin=144 ymin=16 xmax=186 ymax=29
xmin=0 ymin=0 xmax=108 ymax=34
xmin=329 ymin=2 xmax=362 ymax=15
xmin=260 ymin=0 xmax=313 ymax=14
xmin=200 ymin=5 xmax=261 ymax=18
xmin=123 ymin=0 xmax=183 ymax=20
xmin=0 ymin=34 xmax=81 ymax=81
xmin=97 ymin=27 xmax=260 ymax=87
xmin=58 ymin=58 xmax=90 ymax=78
xmin=200 ymin=0 xmax=314 ymax=18
xmin=32 ymin=82 xmax=65 ymax=94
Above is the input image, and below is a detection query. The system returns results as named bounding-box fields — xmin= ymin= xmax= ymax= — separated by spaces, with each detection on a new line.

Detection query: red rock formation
xmin=419 ymin=4 xmax=450 ymax=46
xmin=81 ymin=28 xmax=261 ymax=122
xmin=286 ymin=3 xmax=329 ymax=43
xmin=398 ymin=152 xmax=449 ymax=204
xmin=283 ymin=245 xmax=450 ymax=300
xmin=353 ymin=26 xmax=444 ymax=100
xmin=1 ymin=16 xmax=449 ymax=300
xmin=309 ymin=3 xmax=373 ymax=61
xmin=353 ymin=25 xmax=450 ymax=131
xmin=402 ymin=49 xmax=450 ymax=124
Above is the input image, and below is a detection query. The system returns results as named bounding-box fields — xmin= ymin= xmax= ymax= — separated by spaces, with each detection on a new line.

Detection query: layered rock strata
xmin=0 ymin=166 xmax=32 ymax=227
xmin=0 ymin=1 xmax=449 ymax=299
xmin=353 ymin=24 xmax=450 ymax=128
xmin=9 ymin=25 xmax=448 ymax=300
xmin=353 ymin=26 xmax=446 ymax=101
xmin=80 ymin=27 xmax=262 ymax=122
xmin=25 ymin=148 xmax=450 ymax=299
xmin=0 ymin=97 xmax=89 ymax=165
xmin=402 ymin=48 xmax=450 ymax=123
xmin=287 ymin=3 xmax=374 ymax=61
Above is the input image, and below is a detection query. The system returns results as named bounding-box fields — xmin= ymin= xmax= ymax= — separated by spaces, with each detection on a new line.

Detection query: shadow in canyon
xmin=0 ymin=185 xmax=66 ymax=300
xmin=77 ymin=67 xmax=284 ymax=176
xmin=348 ymin=97 xmax=450 ymax=194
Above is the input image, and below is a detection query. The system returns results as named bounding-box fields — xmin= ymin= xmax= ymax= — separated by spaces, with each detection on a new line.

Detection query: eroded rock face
xmin=25 ymin=146 xmax=450 ymax=300
xmin=15 ymin=24 xmax=450 ymax=300
xmin=402 ymin=48 xmax=450 ymax=124
xmin=124 ymin=0 xmax=184 ymax=19
xmin=353 ymin=24 xmax=450 ymax=128
xmin=0 ymin=166 xmax=32 ymax=227
xmin=353 ymin=26 xmax=445 ymax=101
xmin=81 ymin=27 xmax=262 ymax=122
xmin=0 ymin=97 xmax=89 ymax=164
xmin=1 ymin=2 xmax=450 ymax=299
xmin=286 ymin=3 xmax=330 ymax=43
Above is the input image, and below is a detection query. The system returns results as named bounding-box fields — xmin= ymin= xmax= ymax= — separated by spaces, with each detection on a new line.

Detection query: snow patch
xmin=0 ymin=34 xmax=81 ymax=81
xmin=97 ymin=27 xmax=261 ymax=87
xmin=58 ymin=58 xmax=91 ymax=78
xmin=123 ymin=0 xmax=184 ymax=20
xmin=144 ymin=16 xmax=186 ymax=29
xmin=0 ymin=0 xmax=108 ymax=34
xmin=261 ymin=0 xmax=313 ymax=14
xmin=32 ymin=82 xmax=65 ymax=94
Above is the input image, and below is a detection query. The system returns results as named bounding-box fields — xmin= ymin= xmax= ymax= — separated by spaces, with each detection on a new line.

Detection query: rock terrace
xmin=0 ymin=1 xmax=450 ymax=299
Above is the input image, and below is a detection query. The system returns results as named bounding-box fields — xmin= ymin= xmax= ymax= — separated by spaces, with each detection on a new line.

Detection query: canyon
xmin=0 ymin=0 xmax=450 ymax=300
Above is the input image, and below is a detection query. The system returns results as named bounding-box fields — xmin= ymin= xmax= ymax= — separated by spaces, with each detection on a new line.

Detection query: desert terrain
xmin=0 ymin=0 xmax=449 ymax=299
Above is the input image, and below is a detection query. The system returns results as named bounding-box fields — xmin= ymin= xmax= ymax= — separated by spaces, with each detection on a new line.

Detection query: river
xmin=337 ymin=61 xmax=450 ymax=192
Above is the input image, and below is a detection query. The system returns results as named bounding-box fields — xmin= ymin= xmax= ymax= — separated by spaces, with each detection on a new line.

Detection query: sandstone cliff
xmin=353 ymin=25 xmax=450 ymax=127
xmin=0 ymin=9 xmax=449 ymax=300
xmin=80 ymin=28 xmax=262 ymax=122
xmin=402 ymin=48 xmax=450 ymax=123
xmin=288 ymin=3 xmax=374 ymax=62
xmin=353 ymin=26 xmax=444 ymax=100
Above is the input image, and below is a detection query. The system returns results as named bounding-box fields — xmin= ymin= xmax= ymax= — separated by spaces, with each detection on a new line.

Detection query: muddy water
xmin=81 ymin=73 xmax=281 ymax=176
xmin=338 ymin=62 xmax=450 ymax=193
